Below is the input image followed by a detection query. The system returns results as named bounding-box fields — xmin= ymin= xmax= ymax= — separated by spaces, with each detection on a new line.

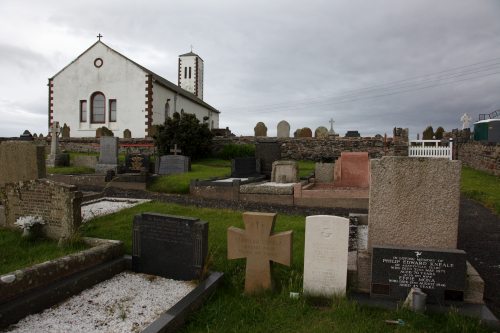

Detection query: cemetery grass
xmin=461 ymin=166 xmax=500 ymax=216
xmin=0 ymin=228 xmax=88 ymax=275
xmin=81 ymin=202 xmax=492 ymax=333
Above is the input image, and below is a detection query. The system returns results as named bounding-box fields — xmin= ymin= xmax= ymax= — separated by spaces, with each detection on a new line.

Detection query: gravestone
xmin=368 ymin=157 xmax=461 ymax=250
xmin=315 ymin=126 xmax=329 ymax=138
xmin=345 ymin=130 xmax=361 ymax=138
xmin=277 ymin=120 xmax=290 ymax=138
xmin=255 ymin=141 xmax=281 ymax=177
xmin=125 ymin=153 xmax=150 ymax=173
xmin=227 ymin=212 xmax=293 ymax=294
xmin=19 ymin=130 xmax=33 ymax=141
xmin=132 ymin=212 xmax=208 ymax=280
xmin=61 ymin=123 xmax=70 ymax=138
xmin=297 ymin=127 xmax=312 ymax=138
xmin=254 ymin=122 xmax=267 ymax=137
xmin=329 ymin=118 xmax=336 ymax=134
xmin=314 ymin=162 xmax=334 ymax=183
xmin=371 ymin=246 xmax=467 ymax=303
xmin=333 ymin=152 xmax=370 ymax=188
xmin=303 ymin=215 xmax=349 ymax=297
xmin=271 ymin=160 xmax=299 ymax=183
xmin=158 ymin=155 xmax=190 ymax=175
xmin=0 ymin=141 xmax=46 ymax=186
xmin=231 ymin=157 xmax=261 ymax=178
xmin=95 ymin=136 xmax=119 ymax=174
xmin=123 ymin=129 xmax=131 ymax=139
xmin=46 ymin=122 xmax=61 ymax=167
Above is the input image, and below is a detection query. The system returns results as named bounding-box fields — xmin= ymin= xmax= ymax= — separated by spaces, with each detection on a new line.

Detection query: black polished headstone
xmin=158 ymin=155 xmax=190 ymax=175
xmin=132 ymin=212 xmax=208 ymax=280
xmin=231 ymin=157 xmax=261 ymax=178
xmin=255 ymin=141 xmax=281 ymax=177
xmin=125 ymin=153 xmax=150 ymax=173
xmin=371 ymin=245 xmax=467 ymax=303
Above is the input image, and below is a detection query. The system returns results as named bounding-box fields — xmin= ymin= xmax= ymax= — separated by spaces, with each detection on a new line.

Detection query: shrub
xmin=422 ymin=126 xmax=434 ymax=140
xmin=218 ymin=144 xmax=255 ymax=160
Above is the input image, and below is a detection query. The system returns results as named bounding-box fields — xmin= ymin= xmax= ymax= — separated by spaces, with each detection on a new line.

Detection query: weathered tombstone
xmin=32 ymin=133 xmax=38 ymax=139
xmin=371 ymin=246 xmax=467 ymax=303
xmin=123 ymin=129 xmax=131 ymax=139
xmin=271 ymin=160 xmax=299 ymax=183
xmin=345 ymin=130 xmax=361 ymax=138
xmin=297 ymin=127 xmax=312 ymax=138
xmin=255 ymin=141 xmax=281 ymax=177
xmin=19 ymin=130 xmax=33 ymax=141
xmin=314 ymin=162 xmax=334 ymax=183
xmin=46 ymin=122 xmax=62 ymax=167
xmin=303 ymin=215 xmax=349 ymax=297
xmin=95 ymin=127 xmax=103 ymax=138
xmin=95 ymin=136 xmax=119 ymax=174
xmin=231 ymin=157 xmax=261 ymax=178
xmin=125 ymin=153 xmax=150 ymax=173
xmin=61 ymin=123 xmax=70 ymax=138
xmin=0 ymin=141 xmax=46 ymax=186
xmin=368 ymin=157 xmax=461 ymax=251
xmin=314 ymin=126 xmax=329 ymax=138
xmin=227 ymin=212 xmax=293 ymax=294
xmin=38 ymin=133 xmax=44 ymax=138
xmin=277 ymin=120 xmax=290 ymax=138
xmin=158 ymin=155 xmax=190 ymax=175
xmin=254 ymin=122 xmax=267 ymax=137
xmin=132 ymin=212 xmax=208 ymax=280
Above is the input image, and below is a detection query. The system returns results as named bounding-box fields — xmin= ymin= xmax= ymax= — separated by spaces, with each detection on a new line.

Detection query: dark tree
xmin=434 ymin=126 xmax=445 ymax=139
xmin=154 ymin=112 xmax=213 ymax=160
xmin=422 ymin=126 xmax=434 ymax=140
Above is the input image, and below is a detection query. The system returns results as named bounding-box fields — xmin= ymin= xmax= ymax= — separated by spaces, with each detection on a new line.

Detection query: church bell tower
xmin=178 ymin=50 xmax=204 ymax=100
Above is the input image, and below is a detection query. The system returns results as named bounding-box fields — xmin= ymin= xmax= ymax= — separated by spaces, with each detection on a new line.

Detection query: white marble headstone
xmin=303 ymin=215 xmax=349 ymax=297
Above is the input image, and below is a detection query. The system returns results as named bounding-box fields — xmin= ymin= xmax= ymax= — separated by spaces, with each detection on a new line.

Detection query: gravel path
xmin=5 ymin=272 xmax=194 ymax=333
xmin=81 ymin=198 xmax=150 ymax=223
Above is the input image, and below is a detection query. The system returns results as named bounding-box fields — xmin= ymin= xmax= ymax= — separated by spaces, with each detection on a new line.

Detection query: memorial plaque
xmin=231 ymin=157 xmax=261 ymax=178
xmin=157 ymin=155 xmax=190 ymax=175
xmin=125 ymin=153 xmax=150 ymax=173
xmin=255 ymin=141 xmax=281 ymax=177
xmin=371 ymin=246 xmax=467 ymax=303
xmin=132 ymin=212 xmax=208 ymax=280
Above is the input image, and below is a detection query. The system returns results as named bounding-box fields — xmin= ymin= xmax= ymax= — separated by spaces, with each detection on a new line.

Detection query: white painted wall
xmin=179 ymin=55 xmax=203 ymax=99
xmin=52 ymin=42 xmax=148 ymax=138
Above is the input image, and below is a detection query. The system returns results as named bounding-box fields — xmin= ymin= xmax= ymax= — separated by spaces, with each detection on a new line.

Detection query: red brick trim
xmin=145 ymin=74 xmax=154 ymax=137
xmin=48 ymin=79 xmax=54 ymax=129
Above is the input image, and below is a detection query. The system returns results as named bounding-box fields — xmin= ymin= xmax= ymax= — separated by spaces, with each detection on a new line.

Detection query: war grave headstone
xmin=132 ymin=212 xmax=208 ymax=280
xmin=227 ymin=212 xmax=293 ymax=294
xmin=95 ymin=136 xmax=119 ymax=174
xmin=371 ymin=246 xmax=467 ymax=303
xmin=303 ymin=215 xmax=349 ymax=297
xmin=254 ymin=122 xmax=268 ymax=137
xmin=270 ymin=160 xmax=299 ymax=183
xmin=231 ymin=157 xmax=261 ymax=178
xmin=255 ymin=141 xmax=281 ymax=177
xmin=315 ymin=126 xmax=329 ymax=138
xmin=125 ymin=153 xmax=150 ymax=173
xmin=277 ymin=120 xmax=290 ymax=138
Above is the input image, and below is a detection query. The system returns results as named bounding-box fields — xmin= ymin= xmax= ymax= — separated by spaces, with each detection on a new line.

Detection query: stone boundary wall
xmin=456 ymin=142 xmax=500 ymax=176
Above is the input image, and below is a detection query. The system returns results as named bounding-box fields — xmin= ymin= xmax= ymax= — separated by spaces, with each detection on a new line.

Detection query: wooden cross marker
xmin=170 ymin=144 xmax=181 ymax=155
xmin=227 ymin=212 xmax=293 ymax=294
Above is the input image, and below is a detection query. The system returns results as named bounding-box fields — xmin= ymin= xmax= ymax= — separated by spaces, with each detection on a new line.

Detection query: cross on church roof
xmin=97 ymin=33 xmax=103 ymax=41
xmin=227 ymin=212 xmax=293 ymax=294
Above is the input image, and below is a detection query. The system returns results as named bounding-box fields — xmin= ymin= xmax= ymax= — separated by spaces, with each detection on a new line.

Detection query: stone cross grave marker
xmin=329 ymin=118 xmax=335 ymax=134
xmin=303 ymin=215 xmax=349 ymax=297
xmin=227 ymin=212 xmax=293 ymax=294
xmin=46 ymin=122 xmax=61 ymax=167
xmin=132 ymin=212 xmax=208 ymax=280
xmin=170 ymin=144 xmax=182 ymax=155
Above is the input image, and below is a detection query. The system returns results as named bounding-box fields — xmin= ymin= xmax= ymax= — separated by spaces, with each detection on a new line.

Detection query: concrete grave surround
xmin=368 ymin=157 xmax=461 ymax=250
xmin=277 ymin=120 xmax=290 ymax=138
xmin=315 ymin=126 xmax=329 ymax=138
xmin=303 ymin=215 xmax=349 ymax=297
xmin=333 ymin=152 xmax=370 ymax=188
xmin=254 ymin=122 xmax=268 ymax=137
xmin=95 ymin=136 xmax=118 ymax=173
xmin=0 ymin=179 xmax=82 ymax=240
xmin=227 ymin=212 xmax=293 ymax=294
xmin=271 ymin=160 xmax=299 ymax=183
xmin=0 ymin=141 xmax=46 ymax=186
xmin=314 ymin=162 xmax=334 ymax=183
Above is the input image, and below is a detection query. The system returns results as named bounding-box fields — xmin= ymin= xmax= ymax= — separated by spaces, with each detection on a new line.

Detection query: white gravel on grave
xmin=213 ymin=177 xmax=249 ymax=183
xmin=81 ymin=198 xmax=150 ymax=223
xmin=254 ymin=182 xmax=296 ymax=187
xmin=5 ymin=272 xmax=195 ymax=333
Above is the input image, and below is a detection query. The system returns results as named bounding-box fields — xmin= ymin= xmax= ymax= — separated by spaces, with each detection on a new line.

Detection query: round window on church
xmin=94 ymin=58 xmax=103 ymax=68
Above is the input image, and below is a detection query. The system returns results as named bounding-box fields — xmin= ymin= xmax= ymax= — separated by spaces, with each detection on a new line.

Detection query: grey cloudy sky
xmin=1 ymin=0 xmax=500 ymax=138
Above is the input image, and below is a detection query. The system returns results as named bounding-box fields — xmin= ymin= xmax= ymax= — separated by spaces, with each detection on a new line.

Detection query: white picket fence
xmin=408 ymin=140 xmax=453 ymax=160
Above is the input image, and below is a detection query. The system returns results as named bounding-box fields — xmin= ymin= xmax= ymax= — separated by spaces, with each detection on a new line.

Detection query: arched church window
xmin=164 ymin=101 xmax=170 ymax=120
xmin=211 ymin=120 xmax=214 ymax=129
xmin=91 ymin=92 xmax=105 ymax=123
xmin=180 ymin=109 xmax=184 ymax=115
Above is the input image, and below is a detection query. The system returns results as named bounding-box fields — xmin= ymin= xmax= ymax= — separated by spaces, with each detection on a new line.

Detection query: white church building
xmin=48 ymin=40 xmax=219 ymax=138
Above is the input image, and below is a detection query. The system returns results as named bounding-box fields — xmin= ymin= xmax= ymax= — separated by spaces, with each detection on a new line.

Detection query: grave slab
xmin=303 ymin=215 xmax=349 ymax=297
xmin=227 ymin=212 xmax=293 ymax=294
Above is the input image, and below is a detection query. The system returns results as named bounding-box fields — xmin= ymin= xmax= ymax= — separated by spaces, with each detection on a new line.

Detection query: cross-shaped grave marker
xmin=170 ymin=144 xmax=182 ymax=155
xmin=227 ymin=212 xmax=293 ymax=294
xmin=329 ymin=118 xmax=335 ymax=134
xmin=50 ymin=121 xmax=61 ymax=155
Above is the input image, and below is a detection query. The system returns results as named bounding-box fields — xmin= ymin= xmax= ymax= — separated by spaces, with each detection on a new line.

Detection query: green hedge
xmin=217 ymin=144 xmax=255 ymax=160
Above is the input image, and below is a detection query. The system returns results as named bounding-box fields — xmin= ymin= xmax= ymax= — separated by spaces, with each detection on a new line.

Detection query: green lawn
xmin=461 ymin=166 xmax=500 ymax=216
xmin=80 ymin=202 xmax=492 ymax=333
xmin=298 ymin=160 xmax=315 ymax=178
xmin=0 ymin=229 xmax=88 ymax=275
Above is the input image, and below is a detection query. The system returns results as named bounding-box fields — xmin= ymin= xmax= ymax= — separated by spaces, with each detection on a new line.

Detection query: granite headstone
xmin=158 ymin=155 xmax=190 ymax=175
xmin=125 ymin=153 xmax=150 ymax=173
xmin=231 ymin=157 xmax=261 ymax=178
xmin=255 ymin=141 xmax=281 ymax=177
